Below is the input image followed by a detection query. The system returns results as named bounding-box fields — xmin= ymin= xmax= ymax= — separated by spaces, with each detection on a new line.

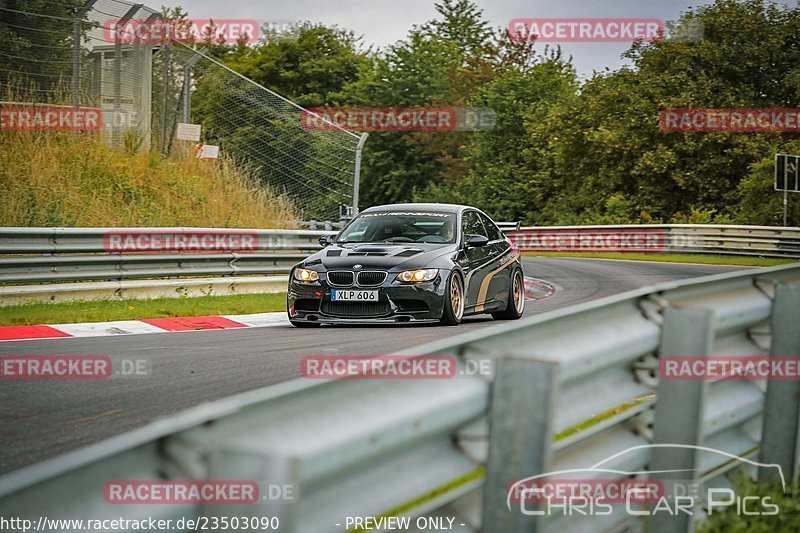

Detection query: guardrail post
xmin=201 ymin=449 xmax=301 ymax=531
xmin=651 ymin=307 xmax=714 ymax=533
xmin=759 ymin=283 xmax=800 ymax=485
xmin=482 ymin=356 xmax=558 ymax=533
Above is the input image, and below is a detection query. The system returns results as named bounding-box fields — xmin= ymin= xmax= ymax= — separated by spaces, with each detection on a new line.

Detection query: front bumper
xmin=287 ymin=270 xmax=449 ymax=324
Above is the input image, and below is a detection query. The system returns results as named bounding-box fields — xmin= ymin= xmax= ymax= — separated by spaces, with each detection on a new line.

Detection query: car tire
xmin=439 ymin=271 xmax=464 ymax=326
xmin=289 ymin=320 xmax=321 ymax=328
xmin=492 ymin=267 xmax=524 ymax=320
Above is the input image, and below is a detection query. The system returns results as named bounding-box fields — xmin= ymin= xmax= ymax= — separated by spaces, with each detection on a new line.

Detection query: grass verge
xmin=0 ymin=130 xmax=297 ymax=227
xmin=0 ymin=293 xmax=286 ymax=326
xmin=523 ymin=251 xmax=794 ymax=267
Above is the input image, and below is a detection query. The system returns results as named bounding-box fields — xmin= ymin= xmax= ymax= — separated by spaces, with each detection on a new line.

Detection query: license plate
xmin=331 ymin=290 xmax=378 ymax=301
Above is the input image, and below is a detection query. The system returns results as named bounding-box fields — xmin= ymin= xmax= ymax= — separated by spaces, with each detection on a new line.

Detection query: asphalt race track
xmin=0 ymin=257 xmax=749 ymax=475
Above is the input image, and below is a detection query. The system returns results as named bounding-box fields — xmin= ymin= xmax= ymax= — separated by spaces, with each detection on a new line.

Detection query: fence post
xmin=72 ymin=1 xmax=98 ymax=108
xmin=352 ymin=133 xmax=368 ymax=215
xmin=182 ymin=47 xmax=207 ymax=123
xmin=759 ymin=283 xmax=800 ymax=485
xmin=482 ymin=356 xmax=558 ymax=533
xmin=72 ymin=14 xmax=81 ymax=108
xmin=159 ymin=43 xmax=171 ymax=155
xmin=182 ymin=66 xmax=191 ymax=124
xmin=112 ymin=5 xmax=142 ymax=144
xmin=651 ymin=307 xmax=714 ymax=533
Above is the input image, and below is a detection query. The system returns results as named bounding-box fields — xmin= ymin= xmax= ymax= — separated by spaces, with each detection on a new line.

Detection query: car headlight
xmin=293 ymin=268 xmax=320 ymax=282
xmin=397 ymin=268 xmax=438 ymax=282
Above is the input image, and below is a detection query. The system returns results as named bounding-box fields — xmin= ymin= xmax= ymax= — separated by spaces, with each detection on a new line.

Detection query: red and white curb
xmin=0 ymin=312 xmax=288 ymax=343
xmin=0 ymin=278 xmax=558 ymax=343
xmin=523 ymin=276 xmax=559 ymax=301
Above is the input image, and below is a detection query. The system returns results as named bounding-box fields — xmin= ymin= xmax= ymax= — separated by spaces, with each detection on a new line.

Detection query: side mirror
xmin=318 ymin=235 xmax=335 ymax=247
xmin=466 ymin=234 xmax=489 ymax=248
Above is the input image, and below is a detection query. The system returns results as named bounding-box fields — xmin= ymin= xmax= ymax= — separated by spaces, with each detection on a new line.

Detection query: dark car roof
xmin=361 ymin=203 xmax=468 ymax=214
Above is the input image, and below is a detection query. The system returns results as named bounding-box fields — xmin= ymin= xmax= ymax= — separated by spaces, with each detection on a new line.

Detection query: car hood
xmin=304 ymin=243 xmax=455 ymax=271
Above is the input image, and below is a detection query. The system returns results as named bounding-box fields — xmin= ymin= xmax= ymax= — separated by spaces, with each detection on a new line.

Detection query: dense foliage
xmin=0 ymin=0 xmax=85 ymax=98
xmin=697 ymin=477 xmax=800 ymax=532
xmin=203 ymin=0 xmax=800 ymax=225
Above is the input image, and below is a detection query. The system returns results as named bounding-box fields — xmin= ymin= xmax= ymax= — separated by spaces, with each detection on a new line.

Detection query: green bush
xmin=697 ymin=478 xmax=800 ymax=532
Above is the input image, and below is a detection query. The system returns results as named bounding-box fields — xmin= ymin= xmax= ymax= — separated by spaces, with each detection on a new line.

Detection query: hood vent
xmin=326 ymin=250 xmax=343 ymax=257
xmin=395 ymin=249 xmax=423 ymax=257
xmin=347 ymin=251 xmax=389 ymax=256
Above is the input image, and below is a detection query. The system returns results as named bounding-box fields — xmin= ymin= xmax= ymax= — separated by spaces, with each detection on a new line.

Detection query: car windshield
xmin=337 ymin=211 xmax=456 ymax=244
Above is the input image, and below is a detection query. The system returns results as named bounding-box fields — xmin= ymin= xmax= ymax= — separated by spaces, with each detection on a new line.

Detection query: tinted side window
xmin=478 ymin=213 xmax=503 ymax=241
xmin=461 ymin=211 xmax=487 ymax=238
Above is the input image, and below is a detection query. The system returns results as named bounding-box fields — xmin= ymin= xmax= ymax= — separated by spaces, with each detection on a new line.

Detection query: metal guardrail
xmin=0 ymin=224 xmax=795 ymax=290
xmin=0 ymin=228 xmax=329 ymax=285
xmin=513 ymin=224 xmax=800 ymax=258
xmin=1 ymin=263 xmax=798 ymax=532
xmin=0 ymin=227 xmax=329 ymax=255
xmin=294 ymin=220 xmax=346 ymax=231
xmin=0 ymin=254 xmax=308 ymax=284
xmin=0 ymin=224 xmax=522 ymax=286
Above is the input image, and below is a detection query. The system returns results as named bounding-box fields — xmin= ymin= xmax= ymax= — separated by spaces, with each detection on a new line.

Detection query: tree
xmin=188 ymin=23 xmax=371 ymax=219
xmin=213 ymin=23 xmax=369 ymax=107
xmin=185 ymin=0 xmax=800 ymax=225
xmin=341 ymin=0 xmax=524 ymax=208
xmin=434 ymin=57 xmax=577 ymax=223
xmin=523 ymin=0 xmax=800 ymax=224
xmin=0 ymin=0 xmax=85 ymax=101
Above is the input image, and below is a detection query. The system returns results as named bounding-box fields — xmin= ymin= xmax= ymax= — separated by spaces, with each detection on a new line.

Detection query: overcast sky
xmin=169 ymin=0 xmax=714 ymax=77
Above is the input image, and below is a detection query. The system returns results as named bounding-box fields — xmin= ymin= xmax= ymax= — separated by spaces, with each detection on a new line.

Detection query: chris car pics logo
xmin=508 ymin=444 xmax=784 ymax=518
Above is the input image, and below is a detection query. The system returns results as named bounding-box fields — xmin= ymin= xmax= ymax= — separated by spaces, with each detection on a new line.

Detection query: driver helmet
xmin=440 ymin=219 xmax=454 ymax=241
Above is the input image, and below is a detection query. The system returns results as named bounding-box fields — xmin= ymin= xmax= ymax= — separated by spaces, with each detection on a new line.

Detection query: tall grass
xmin=0 ymin=131 xmax=298 ymax=227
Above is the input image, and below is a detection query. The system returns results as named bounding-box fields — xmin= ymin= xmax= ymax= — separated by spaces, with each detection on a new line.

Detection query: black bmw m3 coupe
xmin=287 ymin=203 xmax=525 ymax=326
